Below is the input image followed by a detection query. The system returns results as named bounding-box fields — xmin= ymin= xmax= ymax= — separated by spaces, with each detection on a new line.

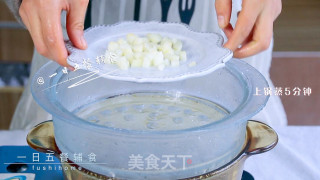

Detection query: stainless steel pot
xmin=27 ymin=120 xmax=277 ymax=180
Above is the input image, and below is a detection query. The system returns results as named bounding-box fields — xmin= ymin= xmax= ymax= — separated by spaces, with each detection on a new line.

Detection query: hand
xmin=19 ymin=0 xmax=89 ymax=68
xmin=215 ymin=0 xmax=282 ymax=58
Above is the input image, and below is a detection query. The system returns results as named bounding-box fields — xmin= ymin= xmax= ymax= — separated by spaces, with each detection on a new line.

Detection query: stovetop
xmin=0 ymin=146 xmax=254 ymax=180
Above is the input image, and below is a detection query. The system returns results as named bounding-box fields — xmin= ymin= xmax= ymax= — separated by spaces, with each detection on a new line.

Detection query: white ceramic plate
xmin=67 ymin=21 xmax=233 ymax=83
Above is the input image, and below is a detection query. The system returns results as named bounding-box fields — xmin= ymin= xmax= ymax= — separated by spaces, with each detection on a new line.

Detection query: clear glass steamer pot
xmin=31 ymin=58 xmax=269 ymax=179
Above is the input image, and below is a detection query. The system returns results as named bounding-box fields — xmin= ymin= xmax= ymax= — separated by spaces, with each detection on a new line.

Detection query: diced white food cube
xmin=161 ymin=42 xmax=173 ymax=54
xmin=116 ymin=57 xmax=129 ymax=70
xmin=125 ymin=52 xmax=134 ymax=63
xmin=114 ymin=49 xmax=123 ymax=56
xmin=161 ymin=40 xmax=172 ymax=49
xmin=133 ymin=38 xmax=144 ymax=45
xmin=168 ymin=54 xmax=180 ymax=62
xmin=120 ymin=44 xmax=133 ymax=55
xmin=133 ymin=44 xmax=143 ymax=52
xmin=144 ymin=43 xmax=157 ymax=52
xmin=144 ymin=52 xmax=154 ymax=60
xmin=189 ymin=61 xmax=197 ymax=67
xmin=153 ymin=52 xmax=164 ymax=66
xmin=171 ymin=38 xmax=178 ymax=44
xmin=164 ymin=51 xmax=174 ymax=59
xmin=123 ymin=48 xmax=133 ymax=55
xmin=141 ymin=37 xmax=149 ymax=43
xmin=126 ymin=33 xmax=138 ymax=44
xmin=171 ymin=60 xmax=180 ymax=67
xmin=162 ymin=47 xmax=174 ymax=55
xmin=150 ymin=44 xmax=158 ymax=52
xmin=179 ymin=51 xmax=187 ymax=61
xmin=108 ymin=41 xmax=119 ymax=52
xmin=161 ymin=37 xmax=171 ymax=44
xmin=119 ymin=43 xmax=130 ymax=49
xmin=143 ymin=43 xmax=151 ymax=51
xmin=147 ymin=34 xmax=162 ymax=44
xmin=142 ymin=57 xmax=152 ymax=68
xmin=131 ymin=58 xmax=143 ymax=67
xmin=134 ymin=52 xmax=143 ymax=59
xmin=173 ymin=40 xmax=182 ymax=51
xmin=117 ymin=38 xmax=127 ymax=45
xmin=155 ymin=51 xmax=164 ymax=59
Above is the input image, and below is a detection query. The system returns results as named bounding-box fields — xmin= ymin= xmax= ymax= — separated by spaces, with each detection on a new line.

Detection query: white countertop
xmin=1 ymin=126 xmax=319 ymax=180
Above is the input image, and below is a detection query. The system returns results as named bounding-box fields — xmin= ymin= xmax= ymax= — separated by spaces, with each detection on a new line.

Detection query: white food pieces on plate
xmin=104 ymin=33 xmax=193 ymax=70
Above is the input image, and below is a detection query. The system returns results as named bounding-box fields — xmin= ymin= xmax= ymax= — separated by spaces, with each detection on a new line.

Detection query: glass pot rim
xmin=31 ymin=59 xmax=269 ymax=136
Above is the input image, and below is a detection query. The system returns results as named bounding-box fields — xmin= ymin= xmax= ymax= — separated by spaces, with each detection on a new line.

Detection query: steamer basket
xmin=31 ymin=59 xmax=269 ymax=179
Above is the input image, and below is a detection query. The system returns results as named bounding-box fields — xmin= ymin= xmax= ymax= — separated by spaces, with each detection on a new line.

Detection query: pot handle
xmin=245 ymin=120 xmax=278 ymax=156
xmin=26 ymin=120 xmax=60 ymax=156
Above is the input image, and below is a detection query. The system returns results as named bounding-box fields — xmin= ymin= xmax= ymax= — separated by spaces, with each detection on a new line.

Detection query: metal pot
xmin=27 ymin=120 xmax=277 ymax=180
